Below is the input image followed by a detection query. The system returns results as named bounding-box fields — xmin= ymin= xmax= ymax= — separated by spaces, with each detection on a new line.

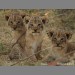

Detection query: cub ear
xmin=47 ymin=30 xmax=54 ymax=38
xmin=24 ymin=15 xmax=30 ymax=24
xmin=5 ymin=15 xmax=9 ymax=21
xmin=41 ymin=12 xmax=49 ymax=24
xmin=41 ymin=16 xmax=49 ymax=24
xmin=65 ymin=32 xmax=72 ymax=40
xmin=21 ymin=14 xmax=26 ymax=19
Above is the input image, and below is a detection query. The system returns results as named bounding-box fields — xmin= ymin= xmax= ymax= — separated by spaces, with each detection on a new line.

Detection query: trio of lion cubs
xmin=5 ymin=11 xmax=75 ymax=64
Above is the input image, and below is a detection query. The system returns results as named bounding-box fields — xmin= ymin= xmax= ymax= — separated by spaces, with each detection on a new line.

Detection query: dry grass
xmin=0 ymin=9 xmax=75 ymax=66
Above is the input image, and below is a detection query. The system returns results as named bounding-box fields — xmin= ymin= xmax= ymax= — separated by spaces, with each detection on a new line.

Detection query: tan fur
xmin=25 ymin=15 xmax=48 ymax=62
xmin=5 ymin=11 xmax=26 ymax=60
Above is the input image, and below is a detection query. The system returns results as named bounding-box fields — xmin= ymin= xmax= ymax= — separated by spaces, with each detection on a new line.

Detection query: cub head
xmin=47 ymin=29 xmax=72 ymax=48
xmin=5 ymin=12 xmax=26 ymax=31
xmin=24 ymin=15 xmax=48 ymax=34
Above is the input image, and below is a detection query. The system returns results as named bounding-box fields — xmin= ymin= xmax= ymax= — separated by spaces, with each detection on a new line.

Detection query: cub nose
xmin=34 ymin=29 xmax=37 ymax=32
xmin=56 ymin=42 xmax=60 ymax=46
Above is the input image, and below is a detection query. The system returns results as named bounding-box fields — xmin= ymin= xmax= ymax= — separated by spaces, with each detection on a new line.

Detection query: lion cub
xmin=24 ymin=15 xmax=48 ymax=62
xmin=46 ymin=29 xmax=75 ymax=63
xmin=5 ymin=11 xmax=26 ymax=60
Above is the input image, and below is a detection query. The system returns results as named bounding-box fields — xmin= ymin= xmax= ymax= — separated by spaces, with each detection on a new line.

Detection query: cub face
xmin=5 ymin=12 xmax=25 ymax=31
xmin=25 ymin=15 xmax=48 ymax=34
xmin=47 ymin=29 xmax=72 ymax=48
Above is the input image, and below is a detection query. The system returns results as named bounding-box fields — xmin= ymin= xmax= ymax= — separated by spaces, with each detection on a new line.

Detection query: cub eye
xmin=38 ymin=24 xmax=41 ymax=26
xmin=54 ymin=37 xmax=56 ymax=40
xmin=17 ymin=21 xmax=21 ymax=24
xmin=61 ymin=37 xmax=64 ymax=41
xmin=30 ymin=24 xmax=33 ymax=26
xmin=53 ymin=37 xmax=57 ymax=40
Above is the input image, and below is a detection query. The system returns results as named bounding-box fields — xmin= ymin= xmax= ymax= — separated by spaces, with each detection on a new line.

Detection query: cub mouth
xmin=57 ymin=45 xmax=62 ymax=47
xmin=13 ymin=27 xmax=17 ymax=30
xmin=32 ymin=32 xmax=40 ymax=33
xmin=56 ymin=45 xmax=62 ymax=47
xmin=13 ymin=26 xmax=22 ymax=31
xmin=53 ymin=44 xmax=63 ymax=48
xmin=32 ymin=30 xmax=40 ymax=33
xmin=54 ymin=45 xmax=64 ymax=49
